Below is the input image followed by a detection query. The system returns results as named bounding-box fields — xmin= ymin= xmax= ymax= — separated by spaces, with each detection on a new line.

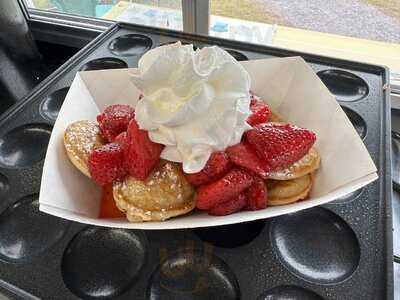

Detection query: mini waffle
xmin=113 ymin=161 xmax=196 ymax=222
xmin=267 ymin=173 xmax=313 ymax=206
xmin=268 ymin=148 xmax=320 ymax=180
xmin=64 ymin=120 xmax=104 ymax=177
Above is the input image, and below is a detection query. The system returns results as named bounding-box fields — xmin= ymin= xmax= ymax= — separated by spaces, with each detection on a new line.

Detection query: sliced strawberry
xmin=246 ymin=123 xmax=316 ymax=171
xmin=114 ymin=131 xmax=127 ymax=145
xmin=196 ymin=168 xmax=253 ymax=210
xmin=227 ymin=142 xmax=269 ymax=178
xmin=99 ymin=184 xmax=125 ymax=218
xmin=245 ymin=177 xmax=267 ymax=210
xmin=185 ymin=152 xmax=232 ymax=186
xmin=97 ymin=104 xmax=135 ymax=142
xmin=124 ymin=119 xmax=164 ymax=181
xmin=208 ymin=193 xmax=247 ymax=216
xmin=88 ymin=143 xmax=126 ymax=185
xmin=247 ymin=93 xmax=270 ymax=126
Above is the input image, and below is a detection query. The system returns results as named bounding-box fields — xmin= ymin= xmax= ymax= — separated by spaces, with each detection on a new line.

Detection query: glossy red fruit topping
xmin=185 ymin=152 xmax=232 ymax=186
xmin=247 ymin=93 xmax=270 ymax=126
xmin=114 ymin=131 xmax=127 ymax=146
xmin=208 ymin=193 xmax=247 ymax=216
xmin=88 ymin=143 xmax=126 ymax=185
xmin=97 ymin=104 xmax=135 ymax=142
xmin=246 ymin=123 xmax=316 ymax=171
xmin=124 ymin=119 xmax=164 ymax=180
xmin=245 ymin=177 xmax=267 ymax=210
xmin=99 ymin=184 xmax=125 ymax=218
xmin=227 ymin=142 xmax=269 ymax=179
xmin=196 ymin=168 xmax=253 ymax=210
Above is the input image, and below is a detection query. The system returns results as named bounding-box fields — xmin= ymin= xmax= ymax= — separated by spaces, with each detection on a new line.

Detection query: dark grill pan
xmin=0 ymin=22 xmax=392 ymax=300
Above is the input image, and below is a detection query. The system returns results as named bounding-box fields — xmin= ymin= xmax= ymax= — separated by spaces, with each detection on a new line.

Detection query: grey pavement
xmin=264 ymin=0 xmax=400 ymax=43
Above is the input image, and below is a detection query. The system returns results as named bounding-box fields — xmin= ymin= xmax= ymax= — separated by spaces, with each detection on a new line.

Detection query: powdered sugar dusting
xmin=64 ymin=120 xmax=104 ymax=163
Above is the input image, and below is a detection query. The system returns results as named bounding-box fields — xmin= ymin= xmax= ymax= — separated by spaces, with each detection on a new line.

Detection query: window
xmin=24 ymin=0 xmax=183 ymax=31
xmin=23 ymin=0 xmax=400 ymax=78
xmin=208 ymin=1 xmax=400 ymax=75
xmin=209 ymin=0 xmax=400 ymax=44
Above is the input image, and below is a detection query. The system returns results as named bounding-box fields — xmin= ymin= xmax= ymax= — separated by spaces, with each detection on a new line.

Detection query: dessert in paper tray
xmin=39 ymin=42 xmax=377 ymax=229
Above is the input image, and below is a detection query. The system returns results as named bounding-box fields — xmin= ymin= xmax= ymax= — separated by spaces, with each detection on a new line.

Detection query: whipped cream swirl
xmin=130 ymin=42 xmax=251 ymax=173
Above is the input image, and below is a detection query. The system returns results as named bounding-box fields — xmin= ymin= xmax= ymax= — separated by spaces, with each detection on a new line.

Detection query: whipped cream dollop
xmin=130 ymin=42 xmax=251 ymax=173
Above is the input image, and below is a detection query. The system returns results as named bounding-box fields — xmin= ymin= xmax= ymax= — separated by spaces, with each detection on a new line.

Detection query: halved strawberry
xmin=227 ymin=142 xmax=269 ymax=178
xmin=97 ymin=104 xmax=135 ymax=142
xmin=247 ymin=93 xmax=270 ymax=126
xmin=246 ymin=123 xmax=316 ymax=171
xmin=245 ymin=177 xmax=267 ymax=210
xmin=88 ymin=143 xmax=126 ymax=185
xmin=124 ymin=119 xmax=164 ymax=180
xmin=99 ymin=184 xmax=125 ymax=218
xmin=185 ymin=152 xmax=232 ymax=186
xmin=196 ymin=168 xmax=253 ymax=210
xmin=208 ymin=193 xmax=247 ymax=216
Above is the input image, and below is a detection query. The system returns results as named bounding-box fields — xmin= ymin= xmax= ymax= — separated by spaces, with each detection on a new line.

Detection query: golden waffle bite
xmin=268 ymin=148 xmax=320 ymax=180
xmin=267 ymin=174 xmax=313 ymax=206
xmin=113 ymin=161 xmax=196 ymax=222
xmin=64 ymin=120 xmax=104 ymax=177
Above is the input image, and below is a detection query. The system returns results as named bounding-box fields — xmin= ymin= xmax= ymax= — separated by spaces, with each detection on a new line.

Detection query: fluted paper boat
xmin=39 ymin=57 xmax=377 ymax=229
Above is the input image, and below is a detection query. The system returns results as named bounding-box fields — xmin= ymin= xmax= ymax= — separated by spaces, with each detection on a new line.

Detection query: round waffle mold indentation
xmin=225 ymin=49 xmax=248 ymax=61
xmin=40 ymin=87 xmax=69 ymax=121
xmin=0 ymin=194 xmax=68 ymax=262
xmin=0 ymin=124 xmax=52 ymax=168
xmin=108 ymin=34 xmax=152 ymax=57
xmin=341 ymin=106 xmax=367 ymax=139
xmin=159 ymin=41 xmax=199 ymax=50
xmin=330 ymin=188 xmax=364 ymax=205
xmin=194 ymin=220 xmax=265 ymax=248
xmin=258 ymin=285 xmax=324 ymax=300
xmin=62 ymin=227 xmax=146 ymax=299
xmin=146 ymin=249 xmax=240 ymax=300
xmin=79 ymin=57 xmax=128 ymax=71
xmin=392 ymin=131 xmax=400 ymax=190
xmin=0 ymin=173 xmax=9 ymax=195
xmin=270 ymin=207 xmax=360 ymax=284
xmin=317 ymin=69 xmax=369 ymax=102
